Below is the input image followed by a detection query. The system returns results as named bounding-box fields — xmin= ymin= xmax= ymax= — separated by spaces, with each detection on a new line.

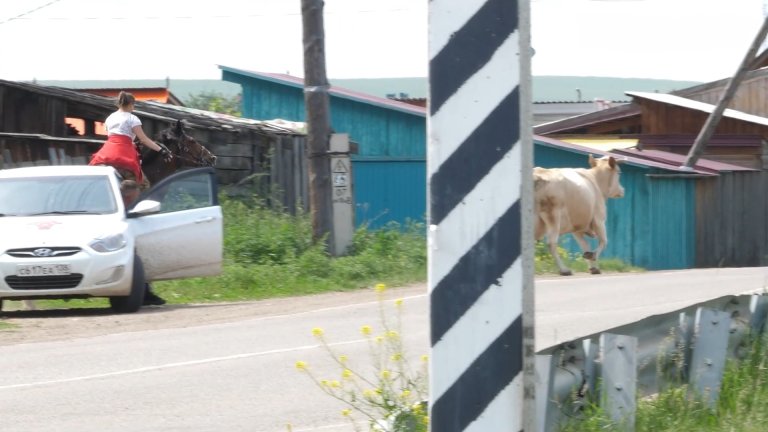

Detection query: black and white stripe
xmin=428 ymin=0 xmax=528 ymax=430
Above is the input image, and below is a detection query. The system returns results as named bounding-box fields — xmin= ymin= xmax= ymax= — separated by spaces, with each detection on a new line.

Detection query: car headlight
xmin=89 ymin=233 xmax=127 ymax=253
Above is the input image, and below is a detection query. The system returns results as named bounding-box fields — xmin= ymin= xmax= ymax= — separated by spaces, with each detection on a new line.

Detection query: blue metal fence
xmin=353 ymin=159 xmax=426 ymax=228
xmin=534 ymin=141 xmax=696 ymax=270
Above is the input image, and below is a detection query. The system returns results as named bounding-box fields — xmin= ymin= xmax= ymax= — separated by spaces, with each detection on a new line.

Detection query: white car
xmin=0 ymin=165 xmax=223 ymax=313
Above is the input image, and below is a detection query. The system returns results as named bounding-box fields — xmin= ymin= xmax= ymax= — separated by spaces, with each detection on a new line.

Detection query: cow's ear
xmin=608 ymin=156 xmax=617 ymax=169
xmin=588 ymin=154 xmax=597 ymax=167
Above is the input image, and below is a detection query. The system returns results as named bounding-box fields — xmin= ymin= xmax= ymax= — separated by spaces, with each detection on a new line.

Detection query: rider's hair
xmin=116 ymin=91 xmax=136 ymax=109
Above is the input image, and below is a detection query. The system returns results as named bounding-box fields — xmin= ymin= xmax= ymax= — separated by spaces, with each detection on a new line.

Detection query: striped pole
xmin=428 ymin=0 xmax=534 ymax=431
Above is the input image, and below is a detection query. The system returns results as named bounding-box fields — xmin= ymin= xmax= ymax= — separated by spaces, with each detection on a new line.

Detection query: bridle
xmin=160 ymin=135 xmax=216 ymax=168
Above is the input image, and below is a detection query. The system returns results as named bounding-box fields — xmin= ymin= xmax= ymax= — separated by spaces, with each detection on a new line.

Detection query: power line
xmin=0 ymin=8 xmax=415 ymax=22
xmin=0 ymin=0 xmax=64 ymax=26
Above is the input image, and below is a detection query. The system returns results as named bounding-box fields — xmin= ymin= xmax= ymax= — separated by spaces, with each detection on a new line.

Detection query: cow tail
xmin=533 ymin=171 xmax=546 ymax=192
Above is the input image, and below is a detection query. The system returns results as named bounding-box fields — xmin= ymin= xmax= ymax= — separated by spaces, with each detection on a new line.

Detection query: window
xmin=0 ymin=176 xmax=117 ymax=216
xmin=143 ymin=170 xmax=215 ymax=213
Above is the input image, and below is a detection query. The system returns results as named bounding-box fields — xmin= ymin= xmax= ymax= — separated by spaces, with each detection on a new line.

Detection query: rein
xmin=169 ymin=150 xmax=206 ymax=166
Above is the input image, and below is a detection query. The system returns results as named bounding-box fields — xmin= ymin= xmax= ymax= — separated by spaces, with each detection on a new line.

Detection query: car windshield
xmin=0 ymin=175 xmax=117 ymax=216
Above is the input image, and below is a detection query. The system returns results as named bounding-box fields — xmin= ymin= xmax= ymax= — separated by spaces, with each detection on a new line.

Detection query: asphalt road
xmin=1 ymin=267 xmax=766 ymax=432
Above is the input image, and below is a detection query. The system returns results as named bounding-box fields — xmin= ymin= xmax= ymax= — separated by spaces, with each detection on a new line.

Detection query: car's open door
xmin=128 ymin=167 xmax=223 ymax=281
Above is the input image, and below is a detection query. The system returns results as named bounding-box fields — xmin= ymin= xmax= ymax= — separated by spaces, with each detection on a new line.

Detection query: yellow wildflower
xmin=311 ymin=327 xmax=324 ymax=338
xmin=342 ymin=369 xmax=354 ymax=380
xmin=339 ymin=355 xmax=348 ymax=364
xmin=330 ymin=380 xmax=341 ymax=388
xmin=401 ymin=389 xmax=411 ymax=398
xmin=386 ymin=330 xmax=399 ymax=340
xmin=391 ymin=353 xmax=403 ymax=361
xmin=295 ymin=361 xmax=307 ymax=371
xmin=363 ymin=389 xmax=376 ymax=398
xmin=420 ymin=354 xmax=429 ymax=363
xmin=341 ymin=409 xmax=352 ymax=417
xmin=375 ymin=283 xmax=386 ymax=293
xmin=320 ymin=380 xmax=330 ymax=387
xmin=375 ymin=336 xmax=385 ymax=344
xmin=360 ymin=325 xmax=373 ymax=336
xmin=395 ymin=298 xmax=403 ymax=308
xmin=380 ymin=370 xmax=391 ymax=380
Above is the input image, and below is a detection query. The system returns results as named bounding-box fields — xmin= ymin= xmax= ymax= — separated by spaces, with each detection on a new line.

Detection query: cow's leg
xmin=542 ymin=211 xmax=571 ymax=276
xmin=572 ymin=232 xmax=597 ymax=271
xmin=588 ymin=222 xmax=608 ymax=275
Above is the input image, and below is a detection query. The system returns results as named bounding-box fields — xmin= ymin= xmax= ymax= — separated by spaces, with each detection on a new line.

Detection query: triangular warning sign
xmin=333 ymin=159 xmax=348 ymax=173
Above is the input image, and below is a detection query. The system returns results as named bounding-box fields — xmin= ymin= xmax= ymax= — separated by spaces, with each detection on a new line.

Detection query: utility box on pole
xmin=330 ymin=133 xmax=354 ymax=256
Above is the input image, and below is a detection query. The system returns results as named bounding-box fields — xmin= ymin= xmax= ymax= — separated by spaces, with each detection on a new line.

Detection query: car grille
xmin=5 ymin=247 xmax=82 ymax=258
xmin=5 ymin=274 xmax=84 ymax=290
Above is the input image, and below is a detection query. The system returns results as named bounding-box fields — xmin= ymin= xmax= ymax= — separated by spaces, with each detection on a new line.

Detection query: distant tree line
xmin=185 ymin=91 xmax=241 ymax=117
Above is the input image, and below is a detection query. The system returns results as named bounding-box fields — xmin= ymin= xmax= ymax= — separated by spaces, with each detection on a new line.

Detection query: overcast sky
xmin=0 ymin=0 xmax=764 ymax=82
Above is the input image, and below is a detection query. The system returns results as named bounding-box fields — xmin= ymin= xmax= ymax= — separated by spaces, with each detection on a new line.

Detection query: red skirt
xmin=89 ymin=134 xmax=142 ymax=183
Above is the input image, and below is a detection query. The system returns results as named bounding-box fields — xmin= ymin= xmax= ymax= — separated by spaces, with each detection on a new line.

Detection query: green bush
xmin=153 ymin=196 xmax=428 ymax=302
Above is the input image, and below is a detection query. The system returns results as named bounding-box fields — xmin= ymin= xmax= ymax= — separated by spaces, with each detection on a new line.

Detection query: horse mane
xmin=140 ymin=119 xmax=216 ymax=185
xmin=142 ymin=120 xmax=186 ymax=164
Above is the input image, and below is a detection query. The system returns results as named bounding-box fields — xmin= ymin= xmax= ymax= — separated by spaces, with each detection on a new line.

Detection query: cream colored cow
xmin=534 ymin=155 xmax=625 ymax=276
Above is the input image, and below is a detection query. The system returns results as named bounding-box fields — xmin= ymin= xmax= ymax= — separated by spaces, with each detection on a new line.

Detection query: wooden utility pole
xmin=301 ymin=0 xmax=334 ymax=247
xmin=684 ymin=16 xmax=768 ymax=168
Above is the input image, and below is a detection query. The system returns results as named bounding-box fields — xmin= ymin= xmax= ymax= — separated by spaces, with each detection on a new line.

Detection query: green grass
xmin=560 ymin=334 xmax=768 ymax=431
xmin=534 ymin=241 xmax=643 ymax=275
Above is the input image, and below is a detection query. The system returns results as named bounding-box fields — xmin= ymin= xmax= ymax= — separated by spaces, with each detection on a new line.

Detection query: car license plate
xmin=16 ymin=264 xmax=72 ymax=277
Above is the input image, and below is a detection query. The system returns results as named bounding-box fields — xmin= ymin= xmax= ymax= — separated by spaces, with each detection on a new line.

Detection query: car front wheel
xmin=109 ymin=255 xmax=146 ymax=313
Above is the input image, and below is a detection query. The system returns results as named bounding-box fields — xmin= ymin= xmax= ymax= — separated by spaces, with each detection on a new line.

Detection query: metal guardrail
xmin=535 ymin=293 xmax=768 ymax=431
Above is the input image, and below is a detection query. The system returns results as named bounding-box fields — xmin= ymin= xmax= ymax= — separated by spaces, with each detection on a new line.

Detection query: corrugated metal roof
xmin=534 ymin=135 xmax=717 ymax=175
xmin=638 ymin=133 xmax=763 ymax=147
xmin=533 ymin=103 xmax=641 ymax=134
xmin=555 ymin=136 xmax=638 ymax=151
xmin=0 ymin=79 xmax=301 ymax=136
xmin=612 ymin=148 xmax=757 ymax=173
xmin=219 ymin=66 xmax=426 ymax=117
xmin=626 ymin=91 xmax=768 ymax=127
xmin=79 ymin=88 xmax=184 ymax=106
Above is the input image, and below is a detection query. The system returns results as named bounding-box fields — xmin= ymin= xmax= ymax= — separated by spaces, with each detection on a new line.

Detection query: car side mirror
xmin=128 ymin=199 xmax=161 ymax=217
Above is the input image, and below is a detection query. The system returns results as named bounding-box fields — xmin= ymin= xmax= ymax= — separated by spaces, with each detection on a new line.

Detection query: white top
xmin=104 ymin=111 xmax=142 ymax=139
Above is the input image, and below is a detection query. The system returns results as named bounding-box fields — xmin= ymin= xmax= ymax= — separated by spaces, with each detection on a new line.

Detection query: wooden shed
xmin=535 ymin=91 xmax=768 ymax=170
xmin=674 ymin=68 xmax=768 ymax=117
xmin=536 ymin=136 xmax=764 ymax=270
xmin=220 ymin=66 xmax=427 ymax=228
xmin=0 ymin=79 xmax=309 ymax=214
xmin=536 ymin=136 xmax=699 ymax=270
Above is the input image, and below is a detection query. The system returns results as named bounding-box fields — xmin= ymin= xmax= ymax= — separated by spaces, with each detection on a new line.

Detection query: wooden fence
xmin=695 ymin=171 xmax=768 ymax=268
xmin=0 ymin=132 xmax=310 ymax=215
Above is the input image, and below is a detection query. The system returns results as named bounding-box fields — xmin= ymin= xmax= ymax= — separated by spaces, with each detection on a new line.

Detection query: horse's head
xmin=157 ymin=120 xmax=217 ymax=167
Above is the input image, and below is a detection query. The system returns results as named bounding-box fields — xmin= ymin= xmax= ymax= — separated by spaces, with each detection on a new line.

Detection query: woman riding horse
xmin=89 ymin=91 xmax=172 ymax=189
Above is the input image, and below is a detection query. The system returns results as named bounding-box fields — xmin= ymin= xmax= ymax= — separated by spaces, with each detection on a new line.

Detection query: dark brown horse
xmin=140 ymin=120 xmax=217 ymax=185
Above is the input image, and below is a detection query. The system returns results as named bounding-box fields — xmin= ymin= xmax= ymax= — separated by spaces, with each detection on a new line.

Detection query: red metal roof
xmin=534 ymin=135 xmax=754 ymax=175
xmin=638 ymin=134 xmax=763 ymax=147
xmin=77 ymin=88 xmax=183 ymax=105
xmin=611 ymin=148 xmax=756 ymax=173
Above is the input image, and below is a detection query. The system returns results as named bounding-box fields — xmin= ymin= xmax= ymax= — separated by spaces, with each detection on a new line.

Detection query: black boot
xmin=143 ymin=283 xmax=166 ymax=306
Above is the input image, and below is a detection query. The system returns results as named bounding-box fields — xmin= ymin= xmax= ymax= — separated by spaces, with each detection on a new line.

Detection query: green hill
xmin=36 ymin=76 xmax=703 ymax=104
